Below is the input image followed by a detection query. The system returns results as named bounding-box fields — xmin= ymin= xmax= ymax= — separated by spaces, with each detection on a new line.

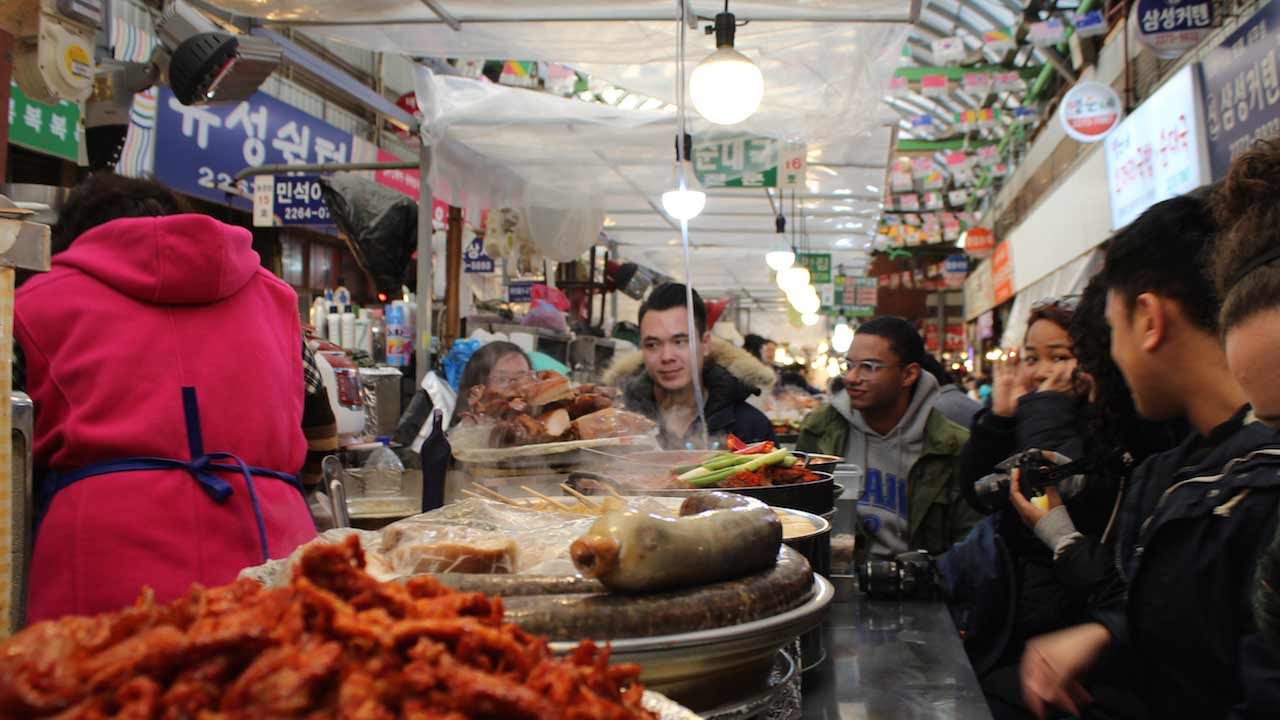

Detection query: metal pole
xmin=415 ymin=142 xmax=433 ymax=386
xmin=232 ymin=160 xmax=419 ymax=183
xmin=444 ymin=205 xmax=463 ymax=350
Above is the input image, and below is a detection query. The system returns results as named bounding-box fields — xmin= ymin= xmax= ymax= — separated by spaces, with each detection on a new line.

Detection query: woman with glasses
xmin=451 ymin=341 xmax=534 ymax=422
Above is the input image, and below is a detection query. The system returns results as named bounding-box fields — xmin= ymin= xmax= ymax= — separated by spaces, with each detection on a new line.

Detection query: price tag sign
xmin=252 ymin=175 xmax=333 ymax=227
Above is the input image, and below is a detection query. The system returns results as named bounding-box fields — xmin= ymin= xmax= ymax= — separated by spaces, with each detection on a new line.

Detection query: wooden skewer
xmin=520 ymin=485 xmax=576 ymax=513
xmin=602 ymin=482 xmax=627 ymax=501
xmin=559 ymin=484 xmax=600 ymax=511
xmin=469 ymin=484 xmax=521 ymax=506
xmin=461 ymin=488 xmax=494 ymax=502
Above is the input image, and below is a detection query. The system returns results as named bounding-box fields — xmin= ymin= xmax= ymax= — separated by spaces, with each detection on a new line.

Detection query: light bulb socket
xmin=674 ymin=132 xmax=694 ymax=162
xmin=775 ymin=214 xmax=786 ymax=233
xmin=713 ymin=11 xmax=737 ymax=49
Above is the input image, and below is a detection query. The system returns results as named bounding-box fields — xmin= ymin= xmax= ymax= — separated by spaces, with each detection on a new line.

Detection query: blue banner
xmin=1199 ymin=0 xmax=1280 ymax=177
xmin=153 ymin=87 xmax=354 ymax=209
xmin=273 ymin=175 xmax=332 ymax=225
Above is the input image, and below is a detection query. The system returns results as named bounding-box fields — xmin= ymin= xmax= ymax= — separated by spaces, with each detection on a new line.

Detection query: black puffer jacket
xmin=619 ymin=362 xmax=776 ymax=450
xmin=1090 ymin=408 xmax=1280 ymax=718
xmin=950 ymin=392 xmax=1145 ymax=717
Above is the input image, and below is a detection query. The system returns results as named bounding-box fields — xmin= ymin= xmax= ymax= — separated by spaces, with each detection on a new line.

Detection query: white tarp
xmin=205 ymin=0 xmax=910 ymax=299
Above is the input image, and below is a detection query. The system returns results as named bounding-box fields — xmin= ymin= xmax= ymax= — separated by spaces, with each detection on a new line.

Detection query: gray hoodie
xmin=832 ymin=372 xmax=941 ymax=558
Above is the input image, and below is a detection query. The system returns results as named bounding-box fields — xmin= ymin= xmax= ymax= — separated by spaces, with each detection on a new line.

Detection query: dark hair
xmin=1100 ymin=192 xmax=1219 ymax=333
xmin=1070 ymin=274 xmax=1186 ymax=482
xmin=639 ymin=283 xmax=707 ymax=336
xmin=1210 ymin=139 xmax=1280 ymax=332
xmin=454 ymin=341 xmax=529 ymax=415
xmin=52 ymin=173 xmax=191 ymax=254
xmin=743 ymin=333 xmax=769 ymax=360
xmin=854 ymin=316 xmax=925 ymax=366
xmin=919 ymin=354 xmax=956 ymax=387
xmin=1026 ymin=300 xmax=1076 ymax=343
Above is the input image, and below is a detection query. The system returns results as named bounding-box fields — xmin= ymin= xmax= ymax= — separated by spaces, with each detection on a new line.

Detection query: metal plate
xmin=549 ymin=576 xmax=832 ymax=707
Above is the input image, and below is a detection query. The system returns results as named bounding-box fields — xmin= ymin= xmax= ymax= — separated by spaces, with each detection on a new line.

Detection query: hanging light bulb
xmin=662 ymin=132 xmax=706 ymax=221
xmin=776 ymin=265 xmax=810 ymax=291
xmin=791 ymin=287 xmax=821 ymax=314
xmin=689 ymin=7 xmax=765 ymax=125
xmin=765 ymin=213 xmax=795 ymax=270
xmin=801 ymin=312 xmax=820 ymax=326
xmin=831 ymin=317 xmax=854 ymax=354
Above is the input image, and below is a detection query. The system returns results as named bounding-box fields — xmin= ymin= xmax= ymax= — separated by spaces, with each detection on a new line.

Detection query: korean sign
xmin=1134 ymin=0 xmax=1215 ymax=59
xmin=992 ymin=242 xmax=1015 ymax=305
xmin=463 ymin=237 xmax=495 ymax=273
xmin=8 ymin=81 xmax=80 ymax=162
xmin=154 ymin=87 xmax=353 ymax=209
xmin=252 ymin=175 xmax=333 ymax=227
xmin=1105 ymin=65 xmax=1210 ymax=230
xmin=1200 ymin=0 xmax=1280 ymax=178
xmin=835 ymin=276 xmax=878 ymax=317
xmin=797 ymin=252 xmax=832 ymax=284
xmin=692 ymin=136 xmax=778 ymax=188
xmin=1059 ymin=81 xmax=1123 ymax=143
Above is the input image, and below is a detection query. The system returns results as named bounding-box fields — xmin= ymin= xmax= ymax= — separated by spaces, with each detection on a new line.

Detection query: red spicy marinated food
xmin=0 ymin=536 xmax=655 ymax=719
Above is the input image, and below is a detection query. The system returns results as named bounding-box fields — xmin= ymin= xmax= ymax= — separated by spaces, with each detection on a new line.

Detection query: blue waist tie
xmin=39 ymin=387 xmax=304 ymax=564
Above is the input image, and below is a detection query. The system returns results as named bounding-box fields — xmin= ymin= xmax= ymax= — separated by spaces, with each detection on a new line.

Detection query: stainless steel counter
xmin=800 ymin=597 xmax=992 ymax=720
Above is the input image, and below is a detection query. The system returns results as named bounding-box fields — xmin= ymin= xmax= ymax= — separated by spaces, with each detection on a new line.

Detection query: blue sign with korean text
xmin=153 ymin=86 xmax=354 ymax=209
xmin=1200 ymin=0 xmax=1280 ymax=177
xmin=508 ymin=280 xmax=537 ymax=303
xmin=463 ymin=237 xmax=495 ymax=273
xmin=274 ymin=175 xmax=332 ymax=225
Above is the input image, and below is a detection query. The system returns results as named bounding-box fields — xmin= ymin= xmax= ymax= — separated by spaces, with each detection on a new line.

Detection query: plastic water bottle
xmin=362 ymin=436 xmax=404 ymax=496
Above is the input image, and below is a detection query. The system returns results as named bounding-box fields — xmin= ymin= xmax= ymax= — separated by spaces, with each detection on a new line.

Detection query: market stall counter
xmin=801 ymin=597 xmax=992 ymax=720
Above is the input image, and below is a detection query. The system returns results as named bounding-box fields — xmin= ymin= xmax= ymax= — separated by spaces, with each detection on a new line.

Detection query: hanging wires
xmin=675 ymin=0 xmax=710 ymax=449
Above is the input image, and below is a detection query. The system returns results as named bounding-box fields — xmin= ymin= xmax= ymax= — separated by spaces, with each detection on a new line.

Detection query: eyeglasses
xmin=845 ymin=360 xmax=901 ymax=377
xmin=489 ymin=371 xmax=533 ymax=389
xmin=1031 ymin=295 xmax=1081 ymax=313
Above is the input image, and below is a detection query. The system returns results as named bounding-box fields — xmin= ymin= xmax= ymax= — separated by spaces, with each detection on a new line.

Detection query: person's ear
xmin=1134 ymin=293 xmax=1166 ymax=353
xmin=701 ymin=331 xmax=713 ymax=351
xmin=901 ymin=362 xmax=921 ymax=390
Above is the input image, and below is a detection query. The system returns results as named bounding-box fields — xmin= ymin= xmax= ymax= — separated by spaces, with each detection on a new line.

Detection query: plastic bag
xmin=522 ymin=299 xmax=569 ymax=334
xmin=318 ymin=173 xmax=418 ymax=298
xmin=531 ymin=283 xmax=571 ymax=311
xmin=443 ymin=338 xmax=483 ymax=390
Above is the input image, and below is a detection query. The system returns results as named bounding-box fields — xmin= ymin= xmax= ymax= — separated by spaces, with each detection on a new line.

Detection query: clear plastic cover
xmin=240 ymin=497 xmax=678 ymax=587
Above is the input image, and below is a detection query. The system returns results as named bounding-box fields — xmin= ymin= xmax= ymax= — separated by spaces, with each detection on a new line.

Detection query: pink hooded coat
xmin=15 ymin=214 xmax=317 ymax=623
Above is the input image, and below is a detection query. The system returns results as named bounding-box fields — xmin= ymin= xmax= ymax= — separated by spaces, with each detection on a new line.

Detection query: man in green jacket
xmin=797 ymin=317 xmax=979 ymax=562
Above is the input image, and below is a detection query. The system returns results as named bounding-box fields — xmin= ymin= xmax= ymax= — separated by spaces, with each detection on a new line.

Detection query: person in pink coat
xmin=16 ymin=174 xmax=318 ymax=623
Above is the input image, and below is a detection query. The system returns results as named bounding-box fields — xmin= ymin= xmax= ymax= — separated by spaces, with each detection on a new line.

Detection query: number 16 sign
xmin=779 ymin=141 xmax=807 ymax=189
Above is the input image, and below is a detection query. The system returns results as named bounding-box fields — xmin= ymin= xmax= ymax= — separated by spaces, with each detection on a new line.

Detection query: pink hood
xmin=54 ymin=214 xmax=261 ymax=305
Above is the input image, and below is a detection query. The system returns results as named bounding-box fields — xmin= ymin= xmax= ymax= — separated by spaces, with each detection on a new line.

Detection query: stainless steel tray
xmin=550 ymin=575 xmax=832 ymax=709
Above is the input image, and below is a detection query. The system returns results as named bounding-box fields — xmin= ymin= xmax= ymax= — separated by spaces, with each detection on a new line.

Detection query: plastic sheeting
xmin=318 ymin=172 xmax=419 ymax=297
xmin=208 ymin=2 xmax=911 ymax=55
xmin=203 ymin=0 xmax=909 ymax=299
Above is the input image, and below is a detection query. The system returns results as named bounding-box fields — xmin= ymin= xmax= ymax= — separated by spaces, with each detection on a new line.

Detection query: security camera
xmin=154 ymin=0 xmax=281 ymax=106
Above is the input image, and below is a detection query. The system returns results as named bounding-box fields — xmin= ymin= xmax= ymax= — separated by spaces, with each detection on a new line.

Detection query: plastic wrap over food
xmin=239 ymin=528 xmax=390 ymax=588
xmin=241 ymin=497 xmax=678 ymax=587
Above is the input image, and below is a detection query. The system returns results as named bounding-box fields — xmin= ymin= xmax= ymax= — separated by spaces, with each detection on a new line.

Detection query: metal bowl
xmin=794 ymin=452 xmax=843 ymax=474
xmin=570 ymin=470 xmax=836 ymax=514
xmin=550 ymin=575 xmax=832 ymax=711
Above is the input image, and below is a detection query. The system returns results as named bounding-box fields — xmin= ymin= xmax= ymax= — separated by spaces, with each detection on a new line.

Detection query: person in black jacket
xmin=946 ymin=296 xmax=1151 ymax=720
xmin=607 ymin=283 xmax=776 ymax=450
xmin=1018 ymin=193 xmax=1280 ymax=719
xmin=1208 ymin=140 xmax=1280 ymax=660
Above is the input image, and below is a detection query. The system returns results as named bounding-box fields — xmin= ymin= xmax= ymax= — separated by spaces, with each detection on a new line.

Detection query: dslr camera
xmin=973 ymin=449 xmax=1087 ymax=504
xmin=857 ymin=550 xmax=941 ymax=601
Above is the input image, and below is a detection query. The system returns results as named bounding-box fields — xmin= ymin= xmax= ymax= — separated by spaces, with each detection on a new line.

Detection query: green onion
xmin=685 ymin=448 xmax=791 ymax=488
